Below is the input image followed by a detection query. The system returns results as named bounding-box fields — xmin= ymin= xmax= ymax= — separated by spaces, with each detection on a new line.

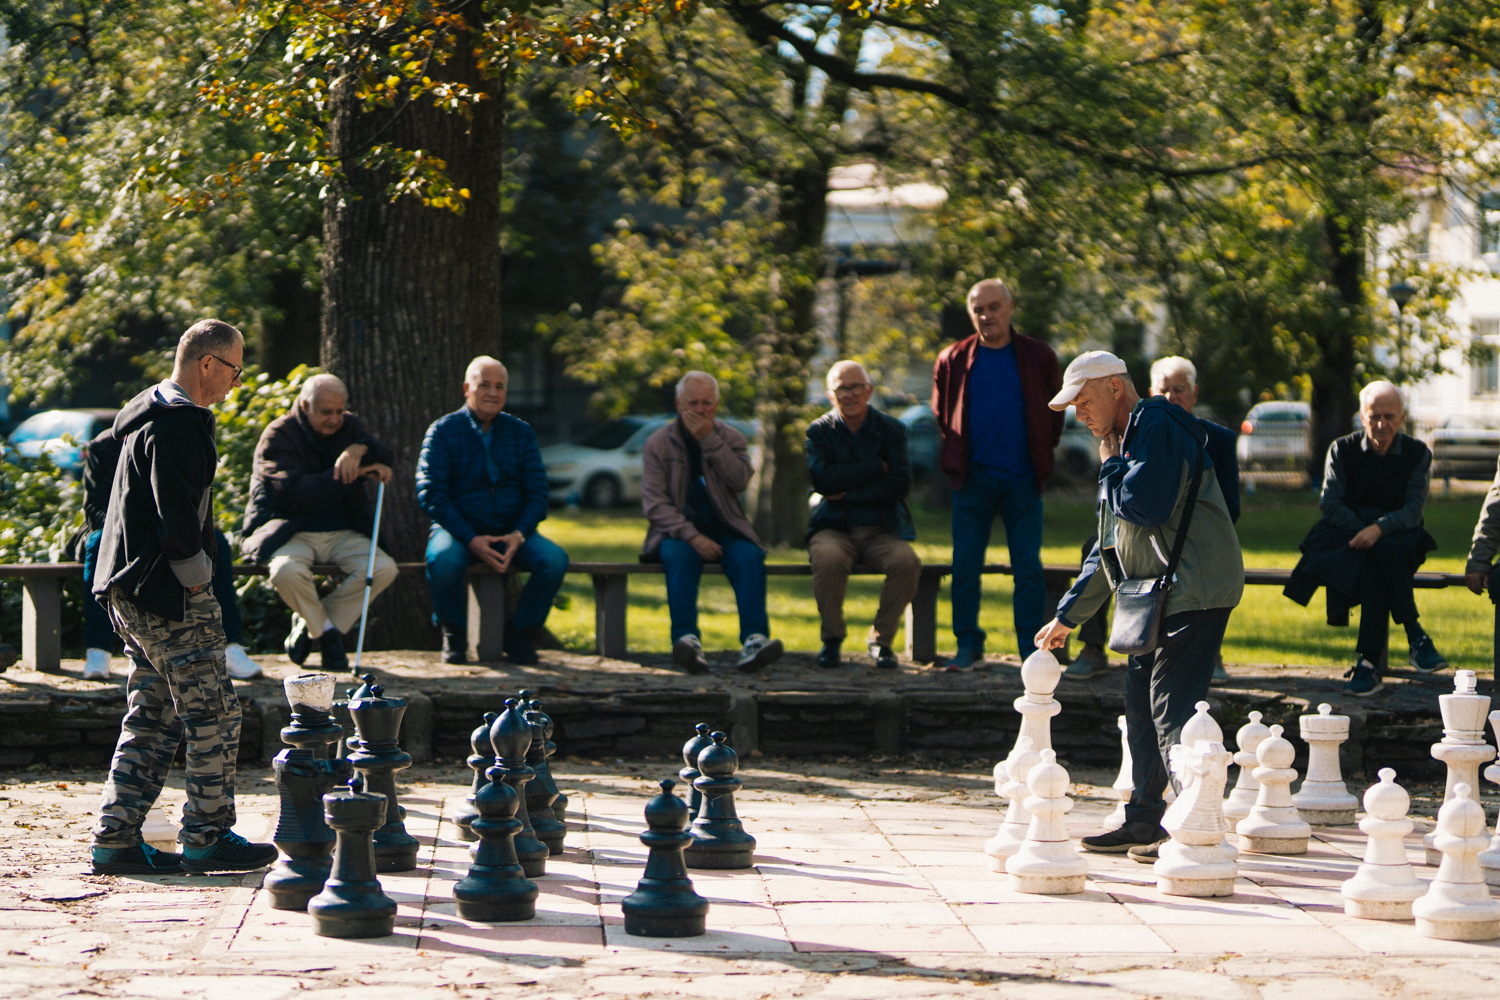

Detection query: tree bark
xmin=321 ymin=39 xmax=504 ymax=649
xmin=1307 ymin=212 xmax=1364 ymax=481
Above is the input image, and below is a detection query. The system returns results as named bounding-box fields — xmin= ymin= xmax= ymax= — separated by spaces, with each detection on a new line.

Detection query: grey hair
xmin=826 ymin=360 xmax=871 ymax=390
xmin=298 ymin=373 xmax=348 ymax=409
xmin=1359 ymin=380 xmax=1405 ymax=410
xmin=175 ymin=319 xmax=242 ymax=366
xmin=676 ymin=371 xmax=720 ymax=400
xmin=465 ymin=355 xmax=506 ymax=385
xmin=1150 ymin=356 xmax=1197 ymax=388
xmin=966 ymin=278 xmax=1012 ymax=305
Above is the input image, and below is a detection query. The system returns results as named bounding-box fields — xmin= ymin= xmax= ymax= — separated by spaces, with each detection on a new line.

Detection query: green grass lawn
xmin=537 ymin=488 xmax=1497 ymax=670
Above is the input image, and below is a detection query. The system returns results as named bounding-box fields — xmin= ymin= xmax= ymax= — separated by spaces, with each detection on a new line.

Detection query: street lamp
xmin=1389 ymin=281 xmax=1416 ymax=374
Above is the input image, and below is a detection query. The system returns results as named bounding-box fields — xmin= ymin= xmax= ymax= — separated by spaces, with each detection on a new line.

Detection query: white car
xmin=1236 ymin=401 xmax=1311 ymax=470
xmin=541 ymin=414 xmax=760 ymax=508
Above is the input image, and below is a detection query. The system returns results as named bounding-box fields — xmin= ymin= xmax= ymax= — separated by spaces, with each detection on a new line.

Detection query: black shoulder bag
xmin=1107 ymin=417 xmax=1208 ymax=656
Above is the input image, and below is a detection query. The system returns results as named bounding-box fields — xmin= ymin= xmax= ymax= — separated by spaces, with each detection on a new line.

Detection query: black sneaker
xmin=867 ymin=642 xmax=899 ymax=670
xmin=284 ymin=620 xmax=311 ymax=665
xmin=672 ymin=635 xmax=710 ymax=675
xmin=504 ymin=627 xmax=539 ymax=666
xmin=319 ymin=630 xmax=349 ymax=672
xmin=1342 ymin=658 xmax=1384 ymax=697
xmin=1408 ymin=635 xmax=1449 ymax=674
xmin=92 ymin=842 xmax=183 ymax=875
xmin=441 ymin=624 xmax=468 ymax=665
xmin=181 ymin=830 xmax=278 ymax=874
xmin=1081 ymin=821 xmax=1169 ymax=854
xmin=817 ymin=640 xmax=842 ymax=669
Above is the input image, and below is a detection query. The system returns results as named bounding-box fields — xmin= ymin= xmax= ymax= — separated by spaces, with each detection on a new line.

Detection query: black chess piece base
xmin=683 ymin=837 xmax=756 ymax=869
xmin=623 ymin=779 xmax=708 ymax=937
xmin=265 ymin=855 xmax=333 ymax=912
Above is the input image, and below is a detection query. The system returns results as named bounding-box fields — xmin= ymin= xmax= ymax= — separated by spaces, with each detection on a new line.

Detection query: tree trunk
xmin=321 ymin=44 xmax=504 ymax=649
xmin=1307 ymin=212 xmax=1365 ymax=482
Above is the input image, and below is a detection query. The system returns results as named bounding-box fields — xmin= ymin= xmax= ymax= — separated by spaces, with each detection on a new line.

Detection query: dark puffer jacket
xmin=805 ymin=407 xmax=916 ymax=543
xmin=416 ymin=408 xmax=549 ymax=545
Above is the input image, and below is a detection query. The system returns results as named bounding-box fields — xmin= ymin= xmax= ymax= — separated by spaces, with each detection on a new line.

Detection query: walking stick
xmin=353 ymin=479 xmax=386 ymax=673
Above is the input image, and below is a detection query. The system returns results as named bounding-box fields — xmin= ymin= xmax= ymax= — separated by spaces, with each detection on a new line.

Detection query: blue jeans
xmin=658 ymin=534 xmax=769 ymax=644
xmin=426 ymin=527 xmax=569 ymax=633
xmin=82 ymin=528 xmax=242 ymax=650
xmin=950 ymin=467 xmax=1045 ymax=658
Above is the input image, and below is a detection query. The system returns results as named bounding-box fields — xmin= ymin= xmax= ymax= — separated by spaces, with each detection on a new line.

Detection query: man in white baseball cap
xmin=1047 ymin=350 xmax=1131 ymax=411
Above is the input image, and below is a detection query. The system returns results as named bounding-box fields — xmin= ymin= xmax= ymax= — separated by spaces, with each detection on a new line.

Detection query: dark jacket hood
xmin=114 ymin=380 xmax=212 ymax=438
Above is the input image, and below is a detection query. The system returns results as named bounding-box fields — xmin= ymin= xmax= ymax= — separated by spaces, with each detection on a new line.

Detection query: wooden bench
xmin=0 ymin=561 xmax=1482 ymax=674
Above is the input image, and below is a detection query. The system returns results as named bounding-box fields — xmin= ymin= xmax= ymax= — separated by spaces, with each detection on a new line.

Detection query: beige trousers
xmin=808 ymin=526 xmax=922 ymax=646
xmin=267 ymin=530 xmax=398 ymax=636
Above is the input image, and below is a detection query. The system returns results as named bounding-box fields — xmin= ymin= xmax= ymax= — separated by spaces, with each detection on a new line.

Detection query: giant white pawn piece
xmin=1292 ymin=704 xmax=1359 ymax=825
xmin=1425 ymin=670 xmax=1495 ymax=865
xmin=985 ymin=739 xmax=1043 ymax=871
xmin=1236 ymin=725 xmax=1311 ymax=854
xmin=1340 ymin=769 xmax=1427 ymax=920
xmin=1224 ymin=711 xmax=1272 ymax=823
xmin=1478 ymin=710 xmax=1500 ymax=887
xmin=1007 ymin=749 xmax=1088 ymax=894
xmin=1103 ymin=716 xmax=1131 ymax=831
xmin=1412 ymin=783 xmax=1500 ymax=941
xmin=1155 ymin=740 xmax=1237 ymax=897
xmin=999 ymin=650 xmax=1063 ymax=785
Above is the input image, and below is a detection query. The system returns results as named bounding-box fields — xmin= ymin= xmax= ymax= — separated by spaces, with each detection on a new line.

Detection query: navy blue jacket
xmin=1202 ymin=418 xmax=1240 ymax=523
xmin=805 ymin=407 xmax=916 ymax=542
xmin=416 ymin=408 xmax=549 ymax=545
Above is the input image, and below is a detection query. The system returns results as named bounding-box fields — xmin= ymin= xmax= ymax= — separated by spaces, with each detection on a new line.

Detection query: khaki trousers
xmin=268 ymin=530 xmax=398 ymax=636
xmin=808 ymin=526 xmax=922 ymax=646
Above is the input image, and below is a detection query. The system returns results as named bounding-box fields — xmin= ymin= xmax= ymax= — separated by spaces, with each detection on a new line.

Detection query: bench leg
xmin=22 ymin=577 xmax=62 ymax=674
xmin=467 ymin=574 xmax=507 ymax=663
xmin=905 ymin=573 xmax=941 ymax=664
xmin=594 ymin=574 xmax=628 ymax=659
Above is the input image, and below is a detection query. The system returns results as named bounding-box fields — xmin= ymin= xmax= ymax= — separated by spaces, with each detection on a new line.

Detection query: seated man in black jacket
xmin=806 ymin=361 xmax=921 ymax=670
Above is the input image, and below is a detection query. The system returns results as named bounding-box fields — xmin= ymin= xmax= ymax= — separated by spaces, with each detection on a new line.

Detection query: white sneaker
xmin=83 ymin=648 xmax=112 ymax=680
xmin=225 ymin=643 xmax=262 ymax=680
xmin=735 ymin=633 xmax=784 ymax=673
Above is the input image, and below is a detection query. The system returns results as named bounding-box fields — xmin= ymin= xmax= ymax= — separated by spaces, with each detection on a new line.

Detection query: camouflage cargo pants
xmin=94 ymin=586 xmax=241 ymax=849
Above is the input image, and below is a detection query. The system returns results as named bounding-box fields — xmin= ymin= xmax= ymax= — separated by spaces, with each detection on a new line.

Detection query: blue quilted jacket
xmin=416 ymin=408 xmax=549 ymax=545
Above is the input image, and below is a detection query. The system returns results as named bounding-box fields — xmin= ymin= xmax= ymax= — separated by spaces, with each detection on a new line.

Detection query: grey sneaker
xmin=1065 ymin=645 xmax=1107 ymax=680
xmin=735 ymin=634 xmax=784 ymax=673
xmin=1211 ymin=656 xmax=1230 ymax=684
xmin=672 ymin=634 xmax=710 ymax=675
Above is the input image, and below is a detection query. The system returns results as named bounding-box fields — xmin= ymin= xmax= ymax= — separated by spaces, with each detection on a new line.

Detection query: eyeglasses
xmin=207 ymin=354 xmax=243 ymax=381
xmin=832 ymin=383 xmax=871 ymax=395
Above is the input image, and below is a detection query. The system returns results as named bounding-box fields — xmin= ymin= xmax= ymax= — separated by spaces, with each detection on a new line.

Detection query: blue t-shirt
xmin=967 ymin=343 xmax=1035 ymax=482
xmin=480 ymin=427 xmax=501 ymax=483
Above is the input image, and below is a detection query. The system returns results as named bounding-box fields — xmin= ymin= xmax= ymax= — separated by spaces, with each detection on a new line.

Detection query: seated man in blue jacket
xmin=417 ymin=356 xmax=568 ymax=665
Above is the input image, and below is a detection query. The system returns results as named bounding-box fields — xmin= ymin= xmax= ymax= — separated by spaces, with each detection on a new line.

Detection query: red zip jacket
xmin=931 ymin=330 xmax=1064 ymax=491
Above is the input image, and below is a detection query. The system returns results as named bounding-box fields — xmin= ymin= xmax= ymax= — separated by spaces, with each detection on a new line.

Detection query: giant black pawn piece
xmin=454 ymin=712 xmax=497 ymax=842
xmin=266 ymin=674 xmax=354 ymax=911
xmin=308 ymin=775 xmax=398 ymax=939
xmin=347 ymin=684 xmax=420 ymax=872
xmin=489 ymin=698 xmax=550 ymax=878
xmin=453 ymin=740 xmax=540 ymax=921
xmin=521 ymin=697 xmax=568 ymax=855
xmin=679 ymin=723 xmax=714 ymax=821
xmin=623 ymin=779 xmax=709 ymax=937
xmin=685 ymin=732 xmax=756 ymax=869
xmin=519 ymin=689 xmax=569 ymax=830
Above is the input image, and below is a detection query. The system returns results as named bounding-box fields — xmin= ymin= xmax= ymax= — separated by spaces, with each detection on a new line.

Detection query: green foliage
xmin=0 ymin=453 xmax=85 ymax=652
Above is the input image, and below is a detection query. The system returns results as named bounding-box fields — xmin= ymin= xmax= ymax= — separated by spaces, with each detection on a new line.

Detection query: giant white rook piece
xmin=1425 ymin=670 xmax=1495 ymax=865
xmin=1224 ymin=711 xmax=1272 ymax=823
xmin=1006 ymin=749 xmax=1087 ymax=894
xmin=986 ymin=739 xmax=1043 ymax=870
xmin=1292 ymin=704 xmax=1358 ymax=825
xmin=1412 ymin=783 xmax=1500 ymax=941
xmin=1236 ymin=725 xmax=1310 ymax=854
xmin=997 ymin=650 xmax=1063 ymax=786
xmin=1478 ymin=710 xmax=1500 ymax=887
xmin=1340 ymin=769 xmax=1426 ymax=920
xmin=1103 ymin=716 xmax=1131 ymax=831
xmin=1155 ymin=740 xmax=1237 ymax=897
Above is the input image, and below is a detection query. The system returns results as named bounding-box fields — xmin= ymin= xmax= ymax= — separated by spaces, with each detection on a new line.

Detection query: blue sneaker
xmin=945 ymin=647 xmax=984 ymax=672
xmin=1342 ymin=658 xmax=1384 ymax=698
xmin=181 ymin=831 xmax=278 ymax=874
xmin=1408 ymin=635 xmax=1449 ymax=674
xmin=92 ymin=842 xmax=182 ymax=875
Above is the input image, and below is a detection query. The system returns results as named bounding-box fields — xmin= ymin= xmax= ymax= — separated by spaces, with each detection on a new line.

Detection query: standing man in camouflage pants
xmin=89 ymin=319 xmax=277 ymax=876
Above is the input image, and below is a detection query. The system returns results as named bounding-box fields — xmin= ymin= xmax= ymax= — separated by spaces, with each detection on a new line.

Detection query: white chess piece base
xmin=1414 ymin=884 xmax=1500 ymax=941
xmin=1297 ymin=805 xmax=1357 ymax=825
xmin=1155 ymin=841 xmax=1236 ymax=897
xmin=1236 ymin=832 xmax=1309 ymax=855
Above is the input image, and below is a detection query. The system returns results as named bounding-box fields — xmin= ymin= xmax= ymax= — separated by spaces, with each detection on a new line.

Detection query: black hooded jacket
xmin=91 ymin=381 xmax=218 ymax=621
xmin=83 ymin=427 xmax=123 ymax=532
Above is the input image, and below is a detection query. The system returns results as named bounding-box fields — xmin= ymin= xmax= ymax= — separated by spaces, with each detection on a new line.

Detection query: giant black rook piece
xmin=455 ymin=712 xmax=497 ymax=842
xmin=520 ymin=694 xmax=567 ymax=855
xmin=685 ymin=732 xmax=756 ymax=869
xmin=267 ymin=673 xmax=355 ymax=911
xmin=679 ymin=723 xmax=713 ymax=821
xmin=489 ymin=698 xmax=550 ymax=878
xmin=347 ymin=684 xmax=420 ymax=872
xmin=623 ymin=779 xmax=709 ymax=937
xmin=453 ymin=724 xmax=540 ymax=921
xmin=308 ymin=775 xmax=398 ymax=938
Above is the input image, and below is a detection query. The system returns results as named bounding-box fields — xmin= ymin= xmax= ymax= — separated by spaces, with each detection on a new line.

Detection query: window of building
xmin=1473 ymin=319 xmax=1500 ymax=397
xmin=1480 ymin=194 xmax=1500 ymax=255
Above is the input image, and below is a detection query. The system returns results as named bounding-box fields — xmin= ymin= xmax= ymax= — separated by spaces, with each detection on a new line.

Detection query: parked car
xmin=1432 ymin=414 xmax=1500 ymax=480
xmin=541 ymin=413 xmax=760 ymax=508
xmin=1236 ymin=401 xmax=1311 ymax=471
xmin=897 ymin=404 xmax=940 ymax=477
xmin=4 ymin=408 xmax=117 ymax=474
xmin=1056 ymin=405 xmax=1101 ymax=477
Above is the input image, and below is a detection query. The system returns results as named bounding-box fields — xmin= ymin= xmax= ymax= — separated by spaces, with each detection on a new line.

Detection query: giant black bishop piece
xmin=519 ymin=692 xmax=567 ymax=855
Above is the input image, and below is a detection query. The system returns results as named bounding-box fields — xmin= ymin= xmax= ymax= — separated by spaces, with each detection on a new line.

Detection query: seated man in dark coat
xmin=1285 ymin=381 xmax=1446 ymax=697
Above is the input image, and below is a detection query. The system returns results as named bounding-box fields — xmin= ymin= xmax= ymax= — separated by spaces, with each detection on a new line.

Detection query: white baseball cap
xmin=1048 ymin=350 xmax=1131 ymax=410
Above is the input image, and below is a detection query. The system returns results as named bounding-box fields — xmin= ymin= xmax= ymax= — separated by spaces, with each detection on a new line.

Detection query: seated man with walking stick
xmin=242 ymin=373 xmax=397 ymax=672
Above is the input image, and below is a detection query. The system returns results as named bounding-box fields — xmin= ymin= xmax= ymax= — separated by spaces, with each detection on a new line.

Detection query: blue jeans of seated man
xmin=658 ymin=534 xmax=769 ymax=644
xmin=950 ymin=466 xmax=1045 ymax=659
xmin=426 ymin=527 xmax=569 ymax=634
xmin=82 ymin=528 xmax=243 ymax=650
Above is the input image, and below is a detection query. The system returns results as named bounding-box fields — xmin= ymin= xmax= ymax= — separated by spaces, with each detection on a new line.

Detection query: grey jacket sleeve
xmin=1468 ymin=457 xmax=1500 ymax=573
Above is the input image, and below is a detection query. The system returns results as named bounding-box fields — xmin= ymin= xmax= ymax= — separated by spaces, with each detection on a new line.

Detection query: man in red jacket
xmin=932 ymin=279 xmax=1063 ymax=669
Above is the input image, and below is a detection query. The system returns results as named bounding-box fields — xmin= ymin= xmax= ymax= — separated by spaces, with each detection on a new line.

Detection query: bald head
xmin=966 ymin=278 xmax=1015 ymax=348
xmin=464 ymin=355 xmax=508 ymax=428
